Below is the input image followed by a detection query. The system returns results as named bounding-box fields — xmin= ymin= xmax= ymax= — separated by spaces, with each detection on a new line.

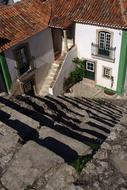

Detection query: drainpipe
xmin=62 ymin=30 xmax=68 ymax=55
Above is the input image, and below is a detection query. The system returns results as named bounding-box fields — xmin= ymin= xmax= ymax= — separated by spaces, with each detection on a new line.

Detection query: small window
xmin=103 ymin=67 xmax=112 ymax=78
xmin=86 ymin=61 xmax=94 ymax=72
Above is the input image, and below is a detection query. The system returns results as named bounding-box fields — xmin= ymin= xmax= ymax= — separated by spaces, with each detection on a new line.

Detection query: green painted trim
xmin=96 ymin=85 xmax=116 ymax=93
xmin=0 ymin=53 xmax=12 ymax=93
xmin=117 ymin=30 xmax=127 ymax=95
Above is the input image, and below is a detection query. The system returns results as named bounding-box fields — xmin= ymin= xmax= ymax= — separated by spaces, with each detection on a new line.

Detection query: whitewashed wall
xmin=75 ymin=23 xmax=122 ymax=91
xmin=4 ymin=28 xmax=54 ymax=93
xmin=49 ymin=46 xmax=77 ymax=96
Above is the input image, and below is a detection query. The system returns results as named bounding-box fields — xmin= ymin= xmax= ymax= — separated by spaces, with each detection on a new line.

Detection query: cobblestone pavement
xmin=65 ymin=78 xmax=127 ymax=100
xmin=0 ymin=94 xmax=126 ymax=190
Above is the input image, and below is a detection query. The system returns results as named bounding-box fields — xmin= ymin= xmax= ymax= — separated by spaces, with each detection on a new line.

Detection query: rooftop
xmin=0 ymin=0 xmax=51 ymax=52
xmin=49 ymin=0 xmax=127 ymax=29
xmin=0 ymin=0 xmax=127 ymax=52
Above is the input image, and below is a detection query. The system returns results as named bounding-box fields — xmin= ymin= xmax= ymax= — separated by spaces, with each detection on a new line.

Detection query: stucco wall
xmin=50 ymin=46 xmax=77 ymax=96
xmin=75 ymin=23 xmax=122 ymax=91
xmin=4 ymin=28 xmax=54 ymax=93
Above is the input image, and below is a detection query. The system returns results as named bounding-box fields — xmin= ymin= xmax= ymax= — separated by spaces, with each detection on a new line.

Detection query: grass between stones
xmin=24 ymin=185 xmax=35 ymax=190
xmin=69 ymin=144 xmax=100 ymax=174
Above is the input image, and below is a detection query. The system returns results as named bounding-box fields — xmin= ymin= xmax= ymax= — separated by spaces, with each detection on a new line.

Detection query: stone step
xmin=0 ymin=103 xmax=39 ymax=130
xmin=38 ymin=55 xmax=65 ymax=96
xmin=1 ymin=141 xmax=64 ymax=190
xmin=47 ymin=75 xmax=54 ymax=79
xmin=52 ymin=63 xmax=59 ymax=67
xmin=39 ymin=127 xmax=91 ymax=156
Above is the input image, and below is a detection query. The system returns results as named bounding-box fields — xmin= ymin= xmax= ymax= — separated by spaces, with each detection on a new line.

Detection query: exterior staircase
xmin=39 ymin=55 xmax=65 ymax=96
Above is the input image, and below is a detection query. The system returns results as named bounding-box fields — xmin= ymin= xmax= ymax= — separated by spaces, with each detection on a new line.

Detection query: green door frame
xmin=117 ymin=30 xmax=127 ymax=95
xmin=85 ymin=61 xmax=95 ymax=80
xmin=0 ymin=53 xmax=12 ymax=93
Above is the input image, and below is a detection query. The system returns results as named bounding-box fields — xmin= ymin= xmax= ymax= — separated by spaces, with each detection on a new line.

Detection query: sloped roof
xmin=0 ymin=0 xmax=51 ymax=52
xmin=0 ymin=0 xmax=127 ymax=52
xmin=49 ymin=0 xmax=127 ymax=29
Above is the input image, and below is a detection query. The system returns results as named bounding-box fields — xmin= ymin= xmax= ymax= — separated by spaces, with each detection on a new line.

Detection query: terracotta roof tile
xmin=49 ymin=0 xmax=127 ymax=29
xmin=0 ymin=0 xmax=51 ymax=52
xmin=1 ymin=0 xmax=127 ymax=52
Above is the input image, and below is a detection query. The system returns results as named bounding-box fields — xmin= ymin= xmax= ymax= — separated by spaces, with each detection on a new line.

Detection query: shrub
xmin=63 ymin=58 xmax=86 ymax=92
xmin=104 ymin=88 xmax=116 ymax=96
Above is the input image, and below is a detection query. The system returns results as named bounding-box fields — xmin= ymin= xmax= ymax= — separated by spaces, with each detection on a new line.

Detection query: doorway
xmin=52 ymin=29 xmax=62 ymax=59
xmin=85 ymin=61 xmax=95 ymax=80
xmin=23 ymin=79 xmax=35 ymax=96
xmin=14 ymin=44 xmax=30 ymax=76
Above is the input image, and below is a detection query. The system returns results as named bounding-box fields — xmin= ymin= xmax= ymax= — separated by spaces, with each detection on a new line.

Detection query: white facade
xmin=49 ymin=46 xmax=77 ymax=96
xmin=4 ymin=28 xmax=54 ymax=94
xmin=75 ymin=23 xmax=122 ymax=91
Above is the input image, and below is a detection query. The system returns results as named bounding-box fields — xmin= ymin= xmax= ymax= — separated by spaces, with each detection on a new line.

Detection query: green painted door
xmin=0 ymin=64 xmax=6 ymax=92
xmin=0 ymin=53 xmax=12 ymax=93
xmin=85 ymin=61 xmax=95 ymax=80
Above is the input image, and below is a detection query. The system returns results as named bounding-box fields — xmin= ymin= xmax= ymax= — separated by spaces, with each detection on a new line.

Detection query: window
xmin=91 ymin=30 xmax=116 ymax=62
xmin=103 ymin=67 xmax=112 ymax=78
xmin=86 ymin=61 xmax=94 ymax=72
xmin=98 ymin=31 xmax=111 ymax=56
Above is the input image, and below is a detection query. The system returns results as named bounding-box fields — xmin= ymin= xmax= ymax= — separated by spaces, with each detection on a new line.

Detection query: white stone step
xmin=47 ymin=75 xmax=54 ymax=79
xmin=52 ymin=63 xmax=59 ymax=67
xmin=39 ymin=57 xmax=64 ymax=96
xmin=48 ymin=72 xmax=56 ymax=76
xmin=49 ymin=68 xmax=57 ymax=72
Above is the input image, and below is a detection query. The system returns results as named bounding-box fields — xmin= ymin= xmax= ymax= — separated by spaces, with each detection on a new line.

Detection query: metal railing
xmin=91 ymin=43 xmax=116 ymax=61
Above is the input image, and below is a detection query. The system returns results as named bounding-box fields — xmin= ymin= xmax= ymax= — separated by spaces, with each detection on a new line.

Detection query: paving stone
xmin=0 ymin=124 xmax=19 ymax=172
xmin=44 ymin=164 xmax=78 ymax=190
xmin=1 ymin=103 xmax=39 ymax=129
xmin=1 ymin=141 xmax=64 ymax=190
xmin=110 ymin=152 xmax=127 ymax=179
xmin=39 ymin=127 xmax=91 ymax=156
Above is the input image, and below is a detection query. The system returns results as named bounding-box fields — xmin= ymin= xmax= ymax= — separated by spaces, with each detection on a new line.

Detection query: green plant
xmin=70 ymin=154 xmax=92 ymax=174
xmin=63 ymin=57 xmax=86 ymax=92
xmin=24 ymin=185 xmax=35 ymax=190
xmin=69 ymin=142 xmax=100 ymax=174
xmin=104 ymin=88 xmax=116 ymax=96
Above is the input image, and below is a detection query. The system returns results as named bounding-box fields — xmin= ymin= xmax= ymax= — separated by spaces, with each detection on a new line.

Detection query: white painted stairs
xmin=39 ymin=56 xmax=65 ymax=96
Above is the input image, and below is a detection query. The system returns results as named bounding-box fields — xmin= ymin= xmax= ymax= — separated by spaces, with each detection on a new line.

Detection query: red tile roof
xmin=0 ymin=0 xmax=127 ymax=52
xmin=49 ymin=0 xmax=127 ymax=29
xmin=0 ymin=0 xmax=51 ymax=52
